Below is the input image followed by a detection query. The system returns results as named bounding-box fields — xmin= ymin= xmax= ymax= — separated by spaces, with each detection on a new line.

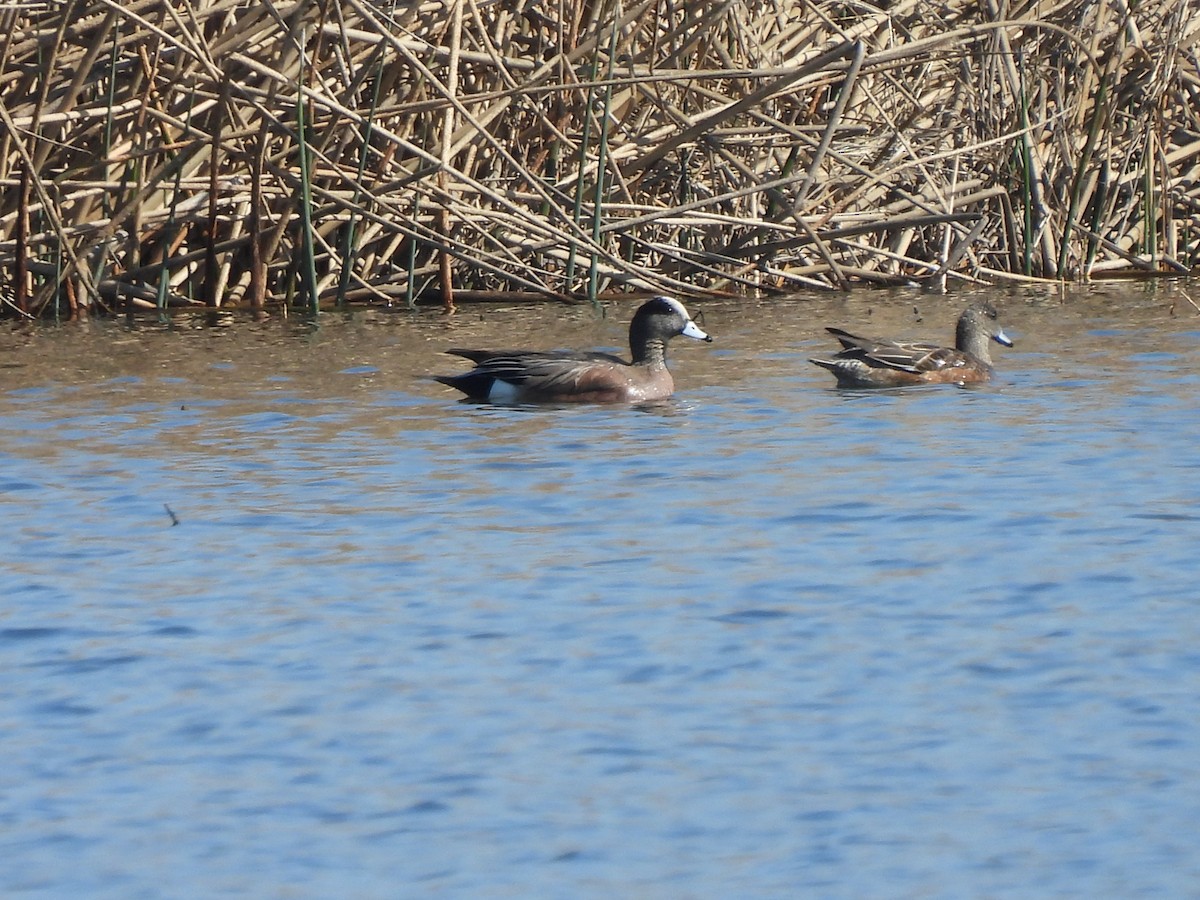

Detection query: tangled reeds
xmin=1 ymin=0 xmax=1198 ymax=317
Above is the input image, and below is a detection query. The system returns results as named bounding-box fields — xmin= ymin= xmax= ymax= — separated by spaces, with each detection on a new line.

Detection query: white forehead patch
xmin=656 ymin=295 xmax=692 ymax=320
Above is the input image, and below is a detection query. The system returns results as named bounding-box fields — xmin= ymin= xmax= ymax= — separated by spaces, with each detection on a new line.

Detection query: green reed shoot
xmin=296 ymin=72 xmax=320 ymax=315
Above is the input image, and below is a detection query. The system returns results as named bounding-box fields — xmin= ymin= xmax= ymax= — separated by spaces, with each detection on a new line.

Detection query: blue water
xmin=2 ymin=286 xmax=1199 ymax=897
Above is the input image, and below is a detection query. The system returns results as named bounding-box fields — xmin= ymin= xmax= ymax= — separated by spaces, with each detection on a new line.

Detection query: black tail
xmin=435 ymin=372 xmax=493 ymax=400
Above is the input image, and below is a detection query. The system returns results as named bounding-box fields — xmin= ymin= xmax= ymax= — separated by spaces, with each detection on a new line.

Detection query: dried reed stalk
xmin=0 ymin=0 xmax=1197 ymax=315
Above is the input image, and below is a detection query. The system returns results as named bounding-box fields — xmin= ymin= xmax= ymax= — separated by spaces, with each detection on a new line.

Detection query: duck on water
xmin=810 ymin=302 xmax=1013 ymax=388
xmin=436 ymin=296 xmax=713 ymax=403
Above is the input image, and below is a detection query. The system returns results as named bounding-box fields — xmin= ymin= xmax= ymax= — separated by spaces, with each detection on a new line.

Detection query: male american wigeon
xmin=810 ymin=301 xmax=1013 ymax=388
xmin=436 ymin=295 xmax=713 ymax=403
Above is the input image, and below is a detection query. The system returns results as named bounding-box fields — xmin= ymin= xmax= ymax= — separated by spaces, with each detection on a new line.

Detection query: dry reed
xmin=1 ymin=0 xmax=1198 ymax=316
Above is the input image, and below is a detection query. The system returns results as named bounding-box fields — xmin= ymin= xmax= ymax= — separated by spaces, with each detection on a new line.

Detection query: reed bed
xmin=1 ymin=0 xmax=1198 ymax=316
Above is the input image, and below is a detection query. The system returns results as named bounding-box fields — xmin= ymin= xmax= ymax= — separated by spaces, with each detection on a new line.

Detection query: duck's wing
xmin=823 ymin=329 xmax=966 ymax=374
xmin=443 ymin=349 xmax=629 ymax=393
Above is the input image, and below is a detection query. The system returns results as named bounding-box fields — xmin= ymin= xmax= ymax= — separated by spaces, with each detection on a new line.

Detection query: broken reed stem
xmin=249 ymin=127 xmax=267 ymax=312
xmin=438 ymin=0 xmax=463 ymax=315
xmin=15 ymin=163 xmax=29 ymax=315
xmin=586 ymin=12 xmax=621 ymax=308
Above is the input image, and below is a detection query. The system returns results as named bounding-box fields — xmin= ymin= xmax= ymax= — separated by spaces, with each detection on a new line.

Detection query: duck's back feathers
xmin=436 ymin=350 xmax=636 ymax=402
xmin=822 ymin=329 xmax=952 ymax=374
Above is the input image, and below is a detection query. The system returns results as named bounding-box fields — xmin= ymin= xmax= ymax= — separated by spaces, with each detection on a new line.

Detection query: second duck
xmin=810 ymin=301 xmax=1012 ymax=388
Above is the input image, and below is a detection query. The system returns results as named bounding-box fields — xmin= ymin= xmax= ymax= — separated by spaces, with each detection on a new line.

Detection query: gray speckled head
xmin=957 ymin=302 xmax=1012 ymax=363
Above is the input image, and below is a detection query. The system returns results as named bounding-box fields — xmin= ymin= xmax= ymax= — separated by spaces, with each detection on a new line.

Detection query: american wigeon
xmin=810 ymin=301 xmax=1013 ymax=388
xmin=436 ymin=295 xmax=713 ymax=403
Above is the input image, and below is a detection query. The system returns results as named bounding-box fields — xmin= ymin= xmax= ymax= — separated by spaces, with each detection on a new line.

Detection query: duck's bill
xmin=993 ymin=329 xmax=1013 ymax=347
xmin=682 ymin=320 xmax=712 ymax=342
